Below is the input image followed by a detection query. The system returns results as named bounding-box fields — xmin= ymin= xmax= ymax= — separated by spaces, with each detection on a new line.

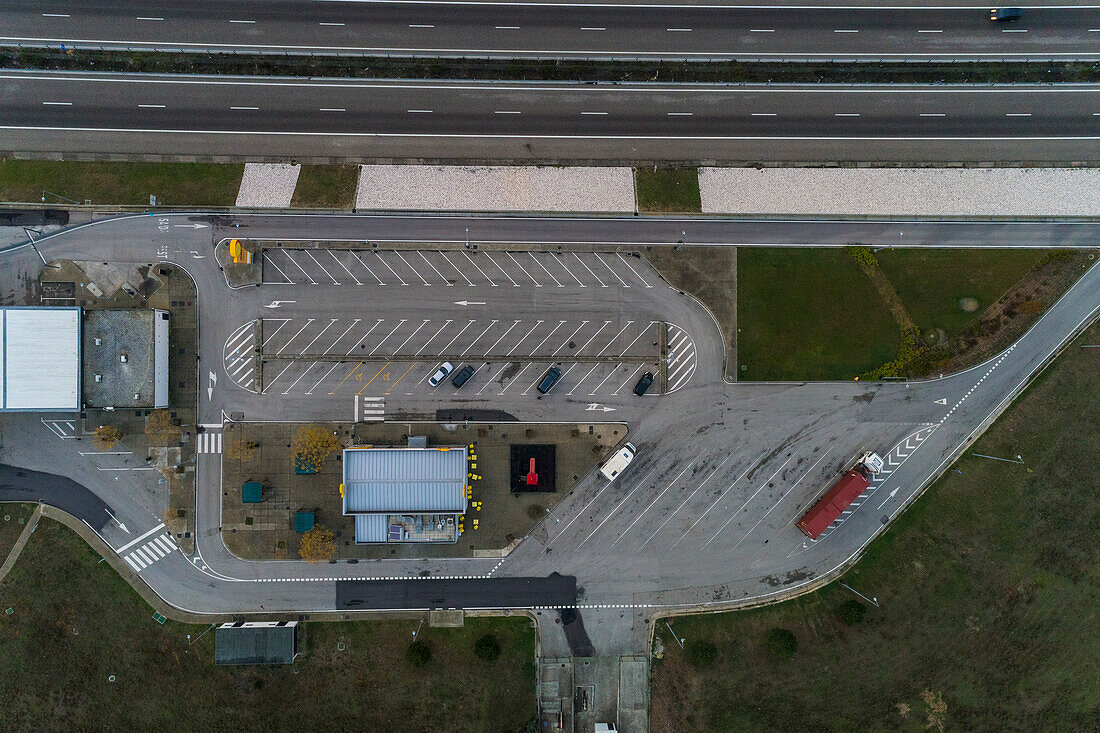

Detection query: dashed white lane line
xmin=229 ymin=19 xmax=256 ymax=24
xmin=1006 ymin=113 xmax=1033 ymax=117
xmin=230 ymin=106 xmax=259 ymax=110
xmin=494 ymin=110 xmax=522 ymax=115
xmin=835 ymin=113 xmax=861 ymax=117
xmin=834 ymin=28 xmax=859 ymax=33
xmin=750 ymin=28 xmax=774 ymax=32
xmin=666 ymin=28 xmax=692 ymax=32
xmin=138 ymin=104 xmax=166 ymax=108
xmin=920 ymin=113 xmax=946 ymax=117
xmin=939 ymin=344 xmax=1017 ymax=425
xmin=407 ymin=109 xmax=434 ymax=113
xmin=42 ymin=13 xmax=70 ymax=17
xmin=667 ymin=112 xmax=693 ymax=116
xmin=137 ymin=17 xmax=164 ymax=21
xmin=581 ymin=27 xmax=606 ymax=31
xmin=918 ymin=29 xmax=943 ymax=33
xmin=409 ymin=24 xmax=436 ymax=28
xmin=319 ymin=22 xmax=345 ymax=26
xmin=581 ymin=111 xmax=608 ymax=116
xmin=751 ymin=112 xmax=777 ymax=117
xmin=42 ymin=101 xmax=72 ymax=106
xmin=319 ymin=107 xmax=346 ymax=112
xmin=496 ymin=25 xmax=520 ymax=29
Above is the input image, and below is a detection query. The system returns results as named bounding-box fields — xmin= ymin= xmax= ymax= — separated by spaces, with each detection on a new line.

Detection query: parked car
xmin=428 ymin=361 xmax=454 ymax=386
xmin=990 ymin=7 xmax=1022 ymax=21
xmin=633 ymin=372 xmax=654 ymax=396
xmin=451 ymin=364 xmax=475 ymax=388
xmin=536 ymin=366 xmax=562 ymax=394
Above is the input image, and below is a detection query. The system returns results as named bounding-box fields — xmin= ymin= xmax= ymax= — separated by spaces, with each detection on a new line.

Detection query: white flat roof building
xmin=0 ymin=306 xmax=81 ymax=411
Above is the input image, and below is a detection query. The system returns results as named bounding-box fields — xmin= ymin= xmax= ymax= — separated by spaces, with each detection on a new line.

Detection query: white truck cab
xmin=599 ymin=442 xmax=636 ymax=481
xmin=858 ymin=450 xmax=885 ymax=475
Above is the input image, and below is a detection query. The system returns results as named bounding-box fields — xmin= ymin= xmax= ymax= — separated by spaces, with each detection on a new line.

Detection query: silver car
xmin=428 ymin=361 xmax=454 ymax=386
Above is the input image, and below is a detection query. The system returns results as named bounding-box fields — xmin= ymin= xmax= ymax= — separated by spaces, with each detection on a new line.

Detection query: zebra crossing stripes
xmin=196 ymin=431 xmax=222 ymax=454
xmin=665 ymin=323 xmax=698 ymax=393
xmin=356 ymin=395 xmax=385 ymax=422
xmin=122 ymin=533 xmax=177 ymax=573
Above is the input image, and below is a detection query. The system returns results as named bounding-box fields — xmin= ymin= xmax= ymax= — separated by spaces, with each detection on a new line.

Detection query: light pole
xmin=413 ymin=619 xmax=424 ymax=640
xmin=972 ymin=453 xmax=1024 ymax=464
xmin=664 ymin=620 xmax=685 ymax=649
xmin=41 ymin=189 xmax=81 ymax=205
xmin=839 ymin=581 xmax=879 ymax=608
xmin=465 ymin=227 xmax=470 ymax=249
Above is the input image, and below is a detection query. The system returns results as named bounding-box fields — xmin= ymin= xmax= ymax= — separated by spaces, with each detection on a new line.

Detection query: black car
xmin=451 ymin=364 xmax=475 ymax=388
xmin=537 ymin=366 xmax=562 ymax=394
xmin=633 ymin=372 xmax=654 ymax=396
xmin=990 ymin=7 xmax=1022 ymax=21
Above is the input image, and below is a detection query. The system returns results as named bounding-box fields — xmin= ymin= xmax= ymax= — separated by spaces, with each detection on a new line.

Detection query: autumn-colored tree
xmin=91 ymin=425 xmax=123 ymax=450
xmin=225 ymin=438 xmax=259 ymax=462
xmin=145 ymin=410 xmax=181 ymax=445
xmin=291 ymin=424 xmax=341 ymax=472
xmin=298 ymin=524 xmax=335 ymax=563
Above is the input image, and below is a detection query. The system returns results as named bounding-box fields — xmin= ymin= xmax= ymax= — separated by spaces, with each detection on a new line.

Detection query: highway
xmin=7 ymin=1 xmax=1100 ymax=60
xmin=3 ymin=71 xmax=1100 ymax=162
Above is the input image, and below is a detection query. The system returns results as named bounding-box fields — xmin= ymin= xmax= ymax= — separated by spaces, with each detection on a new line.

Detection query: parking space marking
xmin=358 ymin=362 xmax=391 ymax=394
xmin=262 ymin=361 xmax=297 ymax=393
xmin=308 ymin=362 xmax=345 ymax=394
xmin=553 ymin=253 xmax=586 ymax=286
xmin=641 ymin=453 xmax=733 ymax=549
xmin=558 ymin=321 xmax=589 ymax=352
xmin=284 ymin=251 xmax=318 ymax=285
xmin=418 ymin=251 xmax=453 ymax=286
xmin=329 ymin=250 xmax=362 ymax=285
xmin=419 ymin=319 xmax=454 ymax=352
xmin=304 ymin=250 xmax=339 ymax=284
xmin=731 ymin=450 xmax=831 ymax=552
xmin=596 ymin=253 xmax=630 ymax=287
xmin=467 ymin=320 xmax=499 ymax=351
xmin=374 ymin=251 xmax=408 ymax=285
xmin=596 ymin=321 xmax=633 ymax=356
xmin=567 ymin=364 xmax=601 ymax=395
xmin=282 ymin=362 xmax=319 ymax=394
xmin=618 ymin=253 xmax=653 ymax=287
xmin=439 ymin=319 xmax=476 ymax=353
xmin=478 ymin=364 xmax=509 ymax=394
xmin=485 ymin=253 xmax=520 ymax=287
xmin=263 ymin=252 xmax=294 ymax=284
xmin=485 ymin=320 xmax=522 ymax=354
xmin=384 ymin=363 xmax=417 ymax=394
xmin=298 ymin=318 xmax=338 ymax=354
xmin=609 ymin=460 xmax=696 ymax=549
xmin=507 ymin=252 xmax=541 ymax=287
xmin=439 ymin=252 xmax=476 ymax=286
xmin=529 ymin=320 xmax=566 ymax=355
xmin=612 ymin=363 xmax=648 ymax=395
xmin=576 ymin=320 xmax=612 ymax=353
xmin=392 ymin=319 xmax=431 ymax=354
xmin=346 ymin=319 xmax=385 ymax=354
xmin=573 ymin=253 xmax=607 ymax=287
xmin=522 ymin=363 xmax=554 ymax=395
xmin=576 ymin=466 xmax=659 ymax=549
xmin=395 ymin=251 xmax=431 ymax=286
xmin=499 ymin=363 xmax=530 ymax=393
xmin=350 ymin=251 xmax=385 ymax=285
xmin=331 ymin=362 xmax=363 ymax=393
xmin=588 ymin=366 xmax=622 ymax=395
xmin=369 ymin=319 xmax=406 ymax=355
xmin=511 ymin=320 xmax=543 ymax=354
xmin=42 ymin=418 xmax=79 ymax=439
xmin=701 ymin=455 xmax=794 ymax=550
xmin=260 ymin=318 xmax=290 ymax=349
xmin=528 ymin=253 xmax=563 ymax=287
xmin=461 ymin=250 xmax=497 ymax=286
xmin=277 ymin=319 xmax=314 ymax=354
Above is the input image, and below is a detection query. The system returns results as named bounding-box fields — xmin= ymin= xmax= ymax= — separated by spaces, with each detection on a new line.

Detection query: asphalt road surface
xmin=335 ymin=575 xmax=578 ymax=610
xmin=8 ymin=1 xmax=1100 ymax=60
xmin=3 ymin=71 xmax=1100 ymax=162
xmin=2 ymin=212 xmax=1100 ymax=662
xmin=0 ymin=463 xmax=113 ymax=533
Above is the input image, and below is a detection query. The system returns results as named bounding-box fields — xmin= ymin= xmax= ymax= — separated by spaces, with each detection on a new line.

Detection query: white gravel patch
xmin=355 ymin=165 xmax=635 ymax=212
xmin=235 ymin=163 xmax=301 ymax=208
xmin=699 ymin=168 xmax=1100 ymax=216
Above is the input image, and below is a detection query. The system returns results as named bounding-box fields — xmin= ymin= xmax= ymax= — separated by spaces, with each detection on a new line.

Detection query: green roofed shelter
xmin=294 ymin=511 xmax=315 ymax=533
xmin=215 ymin=621 xmax=298 ymax=666
xmin=242 ymin=482 xmax=262 ymax=503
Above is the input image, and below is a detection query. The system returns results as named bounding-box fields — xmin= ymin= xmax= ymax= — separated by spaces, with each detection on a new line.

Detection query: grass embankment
xmin=651 ymin=320 xmax=1100 ymax=732
xmin=634 ymin=168 xmax=701 ymax=213
xmin=737 ymin=248 xmax=899 ymax=381
xmin=0 ymin=503 xmax=36 ymax=568
xmin=0 ymin=161 xmax=243 ymax=207
xmin=0 ymin=519 xmax=537 ymax=730
xmin=289 ymin=165 xmax=360 ymax=209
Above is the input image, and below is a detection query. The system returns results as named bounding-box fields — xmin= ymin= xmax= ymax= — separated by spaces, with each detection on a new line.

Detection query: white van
xmin=599 ymin=442 xmax=636 ymax=481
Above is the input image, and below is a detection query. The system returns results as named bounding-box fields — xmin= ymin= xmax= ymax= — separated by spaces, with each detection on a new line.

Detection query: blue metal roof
xmin=342 ymin=447 xmax=468 ymax=515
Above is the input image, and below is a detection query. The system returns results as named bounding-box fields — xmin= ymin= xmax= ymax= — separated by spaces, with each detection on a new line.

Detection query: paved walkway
xmin=0 ymin=504 xmax=41 ymax=583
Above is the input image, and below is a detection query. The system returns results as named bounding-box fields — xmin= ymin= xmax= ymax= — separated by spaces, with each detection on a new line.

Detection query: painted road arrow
xmin=585 ymin=403 xmax=616 ymax=412
xmin=454 ymin=300 xmax=486 ymax=306
xmin=105 ymin=507 xmax=129 ymax=534
xmin=207 ymin=370 xmax=217 ymax=400
xmin=173 ymin=223 xmax=209 ymax=229
xmin=935 ymin=398 xmax=947 ymax=405
xmin=877 ymin=487 xmax=900 ymax=510
xmin=264 ymin=300 xmax=296 ymax=309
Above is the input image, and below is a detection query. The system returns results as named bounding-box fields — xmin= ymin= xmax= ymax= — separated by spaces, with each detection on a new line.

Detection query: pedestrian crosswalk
xmin=122 ymin=532 xmax=177 ymax=573
xmin=356 ymin=395 xmax=385 ymax=422
xmin=196 ymin=431 xmax=222 ymax=454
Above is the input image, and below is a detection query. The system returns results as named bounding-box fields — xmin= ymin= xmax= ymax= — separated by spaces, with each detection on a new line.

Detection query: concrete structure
xmin=0 ymin=306 xmax=80 ymax=411
xmin=341 ymin=445 xmax=469 ymax=544
xmin=214 ymin=621 xmax=298 ymax=665
xmin=82 ymin=309 xmax=169 ymax=409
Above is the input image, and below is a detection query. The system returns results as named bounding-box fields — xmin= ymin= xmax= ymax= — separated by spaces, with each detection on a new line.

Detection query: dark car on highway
xmin=451 ymin=364 xmax=475 ymax=388
xmin=990 ymin=7 xmax=1022 ymax=21
xmin=633 ymin=372 xmax=654 ymax=396
xmin=537 ymin=366 xmax=562 ymax=394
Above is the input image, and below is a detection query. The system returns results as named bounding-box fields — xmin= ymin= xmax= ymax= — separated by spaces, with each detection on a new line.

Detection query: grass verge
xmin=634 ymin=168 xmax=702 ymax=213
xmin=651 ymin=320 xmax=1100 ymax=732
xmin=0 ymin=518 xmax=537 ymax=730
xmin=737 ymin=248 xmax=899 ymax=381
xmin=0 ymin=161 xmax=243 ymax=207
xmin=289 ymin=165 xmax=360 ymax=209
xmin=0 ymin=503 xmax=36 ymax=568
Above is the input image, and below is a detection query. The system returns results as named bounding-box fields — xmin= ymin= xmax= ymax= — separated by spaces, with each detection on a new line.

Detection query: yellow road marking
xmin=329 ymin=361 xmax=363 ymax=394
xmin=358 ymin=362 xmax=390 ymax=394
xmin=385 ymin=363 xmax=417 ymax=394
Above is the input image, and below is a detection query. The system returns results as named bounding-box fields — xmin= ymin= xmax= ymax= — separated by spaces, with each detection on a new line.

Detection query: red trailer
xmin=797 ymin=470 xmax=871 ymax=540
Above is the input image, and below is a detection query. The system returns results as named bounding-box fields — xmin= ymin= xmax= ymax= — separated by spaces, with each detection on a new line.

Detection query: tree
xmin=474 ymin=634 xmax=502 ymax=662
xmin=406 ymin=640 xmax=431 ymax=667
xmin=765 ymin=628 xmax=797 ymax=659
xmin=686 ymin=639 xmax=717 ymax=667
xmin=298 ymin=524 xmax=335 ymax=563
xmin=145 ymin=410 xmax=181 ymax=445
xmin=837 ymin=599 xmax=867 ymax=626
xmin=291 ymin=424 xmax=341 ymax=472
xmin=91 ymin=425 xmax=123 ymax=450
xmin=225 ymin=438 xmax=258 ymax=462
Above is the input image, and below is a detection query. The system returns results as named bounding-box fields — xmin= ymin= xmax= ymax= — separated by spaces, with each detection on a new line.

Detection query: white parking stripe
xmin=395 ymin=251 xmax=430 ymax=286
xmin=370 ymin=319 xmax=407 ymax=355
xmin=573 ymin=253 xmax=607 ymax=287
xmin=299 ymin=319 xmax=338 ymax=354
xmin=529 ymin=320 xmax=566 ymax=356
xmin=596 ymin=321 xmax=633 ymax=356
xmin=588 ymin=366 xmax=621 ymax=395
xmin=577 ymin=321 xmax=612 ymax=353
xmin=617 ymin=253 xmax=653 ymax=287
xmin=261 ymin=318 xmax=291 ymax=348
xmin=439 ymin=319 xmax=475 ymax=353
xmin=374 ymin=251 xmax=408 ymax=285
xmin=418 ymin=251 xmax=453 ymax=286
xmin=329 ymin=250 xmax=362 ymax=285
xmin=263 ymin=253 xmax=294 ymax=284
xmin=507 ymin=252 xmax=541 ymax=286
xmin=467 ymin=320 xmax=499 ymax=351
xmin=439 ymin=252 xmax=476 ymax=286
xmin=552 ymin=253 xmax=586 ymax=286
xmin=511 ymin=320 xmax=543 ymax=353
xmin=522 ymin=363 xmax=553 ymax=395
xmin=283 ymin=362 xmax=319 ymax=394
xmin=262 ymin=361 xmax=297 ymax=392
xmin=485 ymin=320 xmax=521 ymax=354
xmin=309 ymin=363 xmax=344 ymax=394
xmin=346 ymin=318 xmax=385 ymax=354
xmin=499 ymin=363 xmax=530 ymax=393
xmin=419 ymin=319 xmax=454 ymax=352
xmin=596 ymin=253 xmax=630 ymax=287
xmin=305 ymin=250 xmax=340 ymax=284
xmin=350 ymin=251 xmax=385 ymax=285
xmin=460 ymin=250 xmax=496 ymax=286
xmin=528 ymin=253 xmax=563 ymax=287
xmin=485 ymin=253 xmax=520 ymax=287
xmin=277 ymin=319 xmax=314 ymax=354
xmin=392 ymin=319 xmax=430 ymax=354
xmin=283 ymin=251 xmax=317 ymax=284
xmin=612 ymin=363 xmax=647 ymax=395
xmin=568 ymin=364 xmax=601 ymax=395
xmin=478 ymin=363 xmax=509 ymax=394
xmin=621 ymin=321 xmax=658 ymax=356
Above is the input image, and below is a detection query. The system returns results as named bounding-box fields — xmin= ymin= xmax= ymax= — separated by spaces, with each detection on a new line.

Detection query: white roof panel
xmin=2 ymin=307 xmax=81 ymax=411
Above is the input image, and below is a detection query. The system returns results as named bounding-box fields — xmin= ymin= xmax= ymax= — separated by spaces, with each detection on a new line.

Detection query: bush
xmin=765 ymin=628 xmax=798 ymax=659
xmin=474 ymin=634 xmax=502 ymax=662
xmin=686 ymin=639 xmax=718 ymax=667
xmin=837 ymin=599 xmax=867 ymax=626
xmin=845 ymin=244 xmax=879 ymax=269
xmin=406 ymin=640 xmax=431 ymax=667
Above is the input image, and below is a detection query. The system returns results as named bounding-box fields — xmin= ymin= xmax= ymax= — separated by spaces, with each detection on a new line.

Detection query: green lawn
xmin=0 ymin=519 xmax=537 ymax=731
xmin=0 ymin=503 xmax=35 ymax=567
xmin=878 ymin=249 xmax=1044 ymax=335
xmin=634 ymin=167 xmax=702 ymax=213
xmin=736 ymin=248 xmax=899 ymax=380
xmin=289 ymin=165 xmax=359 ymax=209
xmin=0 ymin=161 xmax=243 ymax=206
xmin=651 ymin=320 xmax=1100 ymax=732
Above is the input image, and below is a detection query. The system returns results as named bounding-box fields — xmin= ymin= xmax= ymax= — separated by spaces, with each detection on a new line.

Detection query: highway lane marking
xmin=42 ymin=101 xmax=72 ymax=106
xmin=834 ymin=29 xmax=859 ymax=32
xmin=835 ymin=112 xmax=861 ymax=116
xmin=320 ymin=107 xmax=346 ymax=112
xmin=138 ymin=104 xmax=166 ymax=108
xmin=751 ymin=112 xmax=777 ymax=116
xmin=42 ymin=14 xmax=70 ymax=18
xmin=230 ymin=106 xmax=259 ymax=110
xmin=136 ymin=17 xmax=164 ymax=22
xmin=1006 ymin=112 xmax=1032 ymax=116
xmin=667 ymin=112 xmax=692 ymax=116
xmin=319 ymin=22 xmax=346 ymax=26
xmin=581 ymin=111 xmax=608 ymax=115
xmin=494 ymin=110 xmax=522 ymax=114
xmin=920 ymin=112 xmax=946 ymax=116
xmin=496 ymin=26 xmax=520 ymax=29
xmin=409 ymin=24 xmax=436 ymax=27
xmin=229 ymin=20 xmax=257 ymax=24
xmin=918 ymin=29 xmax=943 ymax=32
xmin=407 ymin=109 xmax=433 ymax=113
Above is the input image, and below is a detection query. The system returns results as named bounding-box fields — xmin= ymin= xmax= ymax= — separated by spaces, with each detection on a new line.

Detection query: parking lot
xmin=261 ymin=247 xmax=655 ymax=289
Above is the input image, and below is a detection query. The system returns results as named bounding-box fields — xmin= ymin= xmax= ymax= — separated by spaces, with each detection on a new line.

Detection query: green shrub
xmin=859 ymin=326 xmax=923 ymax=381
xmin=845 ymin=245 xmax=879 ymax=269
xmin=686 ymin=639 xmax=718 ymax=667
xmin=406 ymin=640 xmax=431 ymax=667
xmin=837 ymin=599 xmax=867 ymax=626
xmin=765 ymin=628 xmax=798 ymax=659
xmin=474 ymin=634 xmax=502 ymax=662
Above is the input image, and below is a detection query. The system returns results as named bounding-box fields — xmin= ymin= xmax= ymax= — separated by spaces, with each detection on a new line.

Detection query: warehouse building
xmin=341 ymin=443 xmax=468 ymax=544
xmin=0 ymin=306 xmax=168 ymax=412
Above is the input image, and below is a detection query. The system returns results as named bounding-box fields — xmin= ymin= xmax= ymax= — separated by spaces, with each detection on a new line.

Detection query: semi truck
xmin=797 ymin=451 xmax=884 ymax=540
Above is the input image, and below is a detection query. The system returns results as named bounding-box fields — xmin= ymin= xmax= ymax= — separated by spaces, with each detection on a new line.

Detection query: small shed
xmin=294 ymin=511 xmax=315 ymax=533
xmin=242 ymin=482 xmax=262 ymax=504
xmin=215 ymin=621 xmax=298 ymax=665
